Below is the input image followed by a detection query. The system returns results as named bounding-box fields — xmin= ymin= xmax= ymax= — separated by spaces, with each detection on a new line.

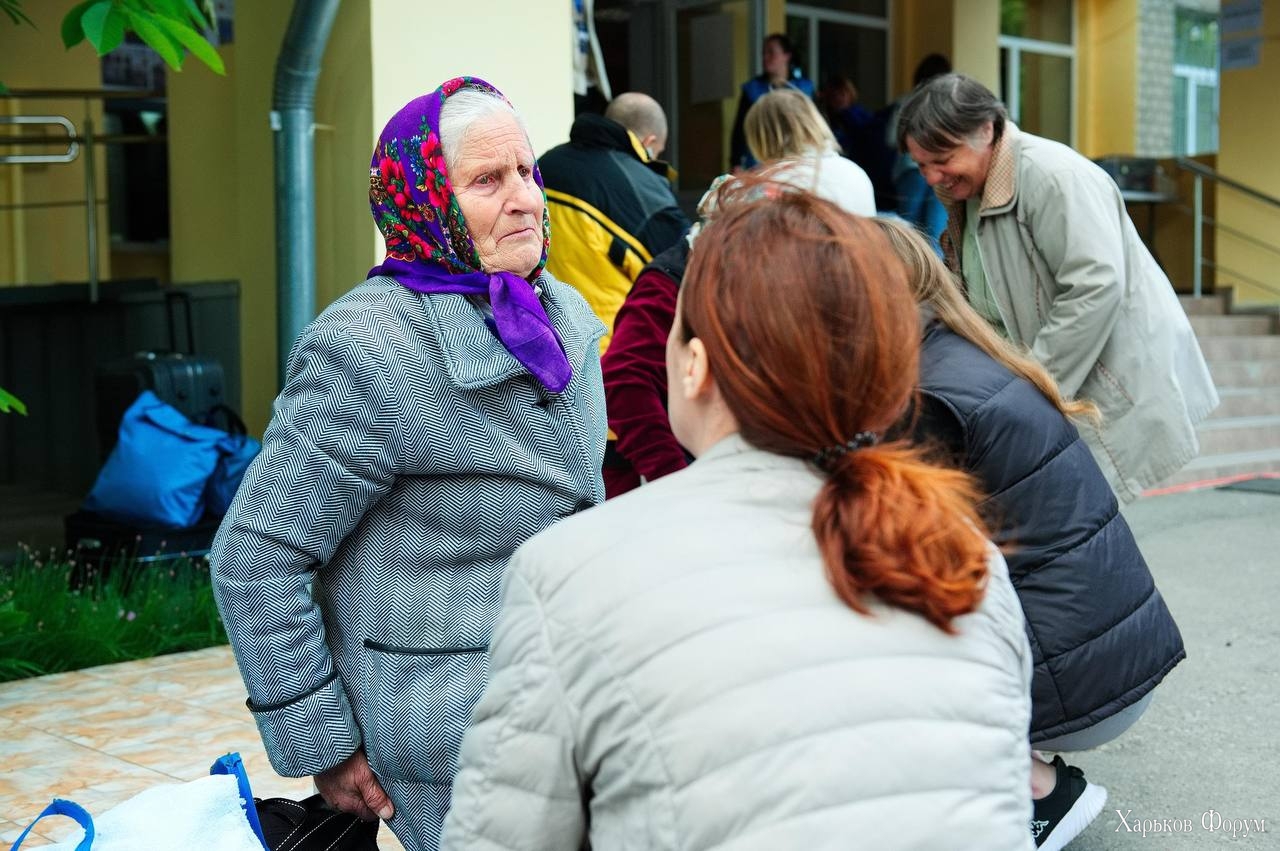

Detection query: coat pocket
xmin=1079 ymin=359 xmax=1135 ymax=421
xmin=361 ymin=639 xmax=489 ymax=786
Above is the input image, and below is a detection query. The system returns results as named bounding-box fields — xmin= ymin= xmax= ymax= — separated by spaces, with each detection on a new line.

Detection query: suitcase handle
xmin=204 ymin=403 xmax=248 ymax=437
xmin=164 ymin=290 xmax=196 ymax=355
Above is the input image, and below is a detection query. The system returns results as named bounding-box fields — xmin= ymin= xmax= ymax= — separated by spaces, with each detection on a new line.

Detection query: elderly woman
xmin=439 ymin=187 xmax=1035 ymax=850
xmin=897 ymin=73 xmax=1218 ymax=502
xmin=210 ymin=77 xmax=607 ymax=851
xmin=745 ymin=87 xmax=876 ymax=216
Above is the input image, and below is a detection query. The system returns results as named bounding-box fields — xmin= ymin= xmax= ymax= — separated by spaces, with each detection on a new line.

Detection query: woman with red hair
xmin=438 ymin=186 xmax=1035 ymax=850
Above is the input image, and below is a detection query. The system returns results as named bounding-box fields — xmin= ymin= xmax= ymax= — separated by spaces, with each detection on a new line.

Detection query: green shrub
xmin=0 ymin=544 xmax=227 ymax=682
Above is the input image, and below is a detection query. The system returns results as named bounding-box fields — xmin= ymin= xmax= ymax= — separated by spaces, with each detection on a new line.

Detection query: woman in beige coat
xmin=439 ymin=187 xmax=1035 ymax=850
xmin=898 ymin=74 xmax=1218 ymax=502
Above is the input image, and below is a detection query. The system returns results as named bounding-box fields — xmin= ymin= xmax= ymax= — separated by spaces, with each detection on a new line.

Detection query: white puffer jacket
xmin=440 ymin=435 xmax=1035 ymax=851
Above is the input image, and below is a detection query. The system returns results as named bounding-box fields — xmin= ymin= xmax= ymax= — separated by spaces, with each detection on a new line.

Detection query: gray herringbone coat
xmin=210 ymin=273 xmax=606 ymax=851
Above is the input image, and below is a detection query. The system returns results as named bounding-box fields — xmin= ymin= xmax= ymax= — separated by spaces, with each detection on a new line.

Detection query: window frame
xmin=998 ymin=5 xmax=1077 ymax=148
xmin=1173 ymin=62 xmax=1219 ymax=156
xmin=787 ymin=2 xmax=892 ymax=107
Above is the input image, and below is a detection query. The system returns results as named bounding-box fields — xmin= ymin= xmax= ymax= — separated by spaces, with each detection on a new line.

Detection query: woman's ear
xmin=682 ymin=337 xmax=716 ymax=401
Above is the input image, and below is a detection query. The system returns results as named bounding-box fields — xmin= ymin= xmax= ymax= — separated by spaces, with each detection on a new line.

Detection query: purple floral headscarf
xmin=367 ymin=77 xmax=570 ymax=393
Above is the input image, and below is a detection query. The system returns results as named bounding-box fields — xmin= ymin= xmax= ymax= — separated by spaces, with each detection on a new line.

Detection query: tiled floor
xmin=0 ymin=646 xmax=405 ymax=850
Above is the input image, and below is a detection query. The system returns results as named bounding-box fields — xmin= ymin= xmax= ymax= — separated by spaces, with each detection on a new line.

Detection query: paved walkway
xmin=1 ymin=484 xmax=1275 ymax=849
xmin=0 ymin=647 xmax=405 ymax=849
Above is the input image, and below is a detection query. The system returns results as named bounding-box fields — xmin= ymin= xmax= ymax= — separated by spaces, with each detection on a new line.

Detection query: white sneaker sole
xmin=1039 ymin=782 xmax=1108 ymax=851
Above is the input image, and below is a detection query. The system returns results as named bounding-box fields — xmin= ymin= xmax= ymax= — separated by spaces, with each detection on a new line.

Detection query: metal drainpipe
xmin=271 ymin=0 xmax=341 ymax=388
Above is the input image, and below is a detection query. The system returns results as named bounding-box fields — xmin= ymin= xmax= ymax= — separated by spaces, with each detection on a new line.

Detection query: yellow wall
xmin=1076 ymin=0 xmax=1137 ymax=159
xmin=766 ymin=0 xmax=785 ymax=33
xmin=950 ymin=0 xmax=1000 ymax=90
xmin=370 ymin=2 xmax=574 ymax=166
xmin=1217 ymin=10 xmax=1280 ymax=305
xmin=889 ymin=0 xmax=998 ymax=96
xmin=168 ymin=53 xmax=239 ymax=283
xmin=891 ymin=0 xmax=953 ymax=95
xmin=313 ymin=0 xmax=375 ymax=311
xmin=165 ymin=0 xmax=575 ymax=434
xmin=168 ymin=2 xmax=375 ymax=435
xmin=0 ymin=0 xmax=110 ymax=286
xmin=723 ymin=0 xmax=755 ymax=170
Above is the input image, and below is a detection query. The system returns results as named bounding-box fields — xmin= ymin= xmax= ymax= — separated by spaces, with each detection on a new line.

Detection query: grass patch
xmin=0 ymin=545 xmax=227 ymax=683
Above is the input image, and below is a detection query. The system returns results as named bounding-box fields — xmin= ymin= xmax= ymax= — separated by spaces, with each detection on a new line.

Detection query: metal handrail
xmin=1173 ymin=158 xmax=1280 ymax=298
xmin=0 ymin=114 xmax=100 ymax=300
xmin=0 ymin=88 xmax=164 ymax=101
xmin=1175 ymin=157 xmax=1280 ymax=209
xmin=1 ymin=90 xmax=168 ymax=304
xmin=1203 ymin=259 xmax=1280 ymax=299
xmin=0 ymin=134 xmax=166 ymax=146
xmin=1163 ymin=203 xmax=1280 ymax=259
xmin=0 ymin=116 xmax=78 ymax=164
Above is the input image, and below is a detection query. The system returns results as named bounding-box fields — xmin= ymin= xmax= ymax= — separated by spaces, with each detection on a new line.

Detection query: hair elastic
xmin=813 ymin=431 xmax=879 ymax=472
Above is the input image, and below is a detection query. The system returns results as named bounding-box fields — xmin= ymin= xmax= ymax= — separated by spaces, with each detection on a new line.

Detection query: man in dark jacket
xmin=539 ymin=93 xmax=690 ymax=354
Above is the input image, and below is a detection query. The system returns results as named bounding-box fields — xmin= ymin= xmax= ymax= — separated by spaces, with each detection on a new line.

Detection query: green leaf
xmin=124 ymin=8 xmax=183 ymax=69
xmin=2 ymin=0 xmax=34 ymax=27
xmin=0 ymin=387 xmax=27 ymax=415
xmin=61 ymin=0 xmax=98 ymax=48
xmin=153 ymin=14 xmax=223 ymax=74
xmin=82 ymin=2 xmax=125 ymax=56
xmin=186 ymin=0 xmax=211 ymax=29
xmin=147 ymin=0 xmax=205 ymax=29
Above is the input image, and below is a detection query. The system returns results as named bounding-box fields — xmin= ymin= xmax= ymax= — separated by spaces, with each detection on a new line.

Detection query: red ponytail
xmin=683 ymin=181 xmax=990 ymax=631
xmin=812 ymin=445 xmax=989 ymax=633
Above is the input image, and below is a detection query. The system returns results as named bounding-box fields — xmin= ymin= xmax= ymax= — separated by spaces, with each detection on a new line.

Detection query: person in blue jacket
xmin=729 ymin=33 xmax=815 ymax=171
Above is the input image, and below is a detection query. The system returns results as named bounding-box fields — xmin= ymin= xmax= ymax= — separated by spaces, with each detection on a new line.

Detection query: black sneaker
xmin=1030 ymin=756 xmax=1108 ymax=850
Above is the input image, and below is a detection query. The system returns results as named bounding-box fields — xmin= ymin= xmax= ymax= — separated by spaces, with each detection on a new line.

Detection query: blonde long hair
xmin=873 ymin=217 xmax=1099 ymax=424
xmin=744 ymin=88 xmax=839 ymax=163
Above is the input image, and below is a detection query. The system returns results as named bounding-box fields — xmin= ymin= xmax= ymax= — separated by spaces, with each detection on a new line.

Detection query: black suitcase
xmin=95 ymin=291 xmax=226 ymax=458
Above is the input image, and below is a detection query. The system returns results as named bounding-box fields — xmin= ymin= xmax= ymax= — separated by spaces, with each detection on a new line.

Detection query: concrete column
xmin=950 ymin=0 xmax=1000 ymax=92
xmin=890 ymin=0 xmax=998 ymax=96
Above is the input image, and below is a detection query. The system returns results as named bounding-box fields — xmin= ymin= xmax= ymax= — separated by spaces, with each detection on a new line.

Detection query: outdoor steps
xmin=1151 ymin=294 xmax=1280 ymax=489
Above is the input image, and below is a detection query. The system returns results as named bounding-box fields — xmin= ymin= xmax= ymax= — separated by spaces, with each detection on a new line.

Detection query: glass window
xmin=1173 ymin=8 xmax=1219 ymax=156
xmin=785 ymin=14 xmax=809 ymax=70
xmin=786 ymin=10 xmax=889 ymax=110
xmin=1173 ymin=75 xmax=1190 ymax=154
xmin=819 ymin=22 xmax=889 ymax=110
xmin=1000 ymin=0 xmax=1072 ymax=44
xmin=999 ymin=1 xmax=1073 ymax=143
xmin=1175 ymin=11 xmax=1218 ymax=68
xmin=1194 ymin=81 xmax=1217 ymax=153
xmin=1011 ymin=51 xmax=1072 ymax=144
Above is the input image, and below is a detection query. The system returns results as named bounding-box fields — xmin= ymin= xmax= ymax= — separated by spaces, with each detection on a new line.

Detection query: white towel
xmin=47 ymin=773 xmax=263 ymax=851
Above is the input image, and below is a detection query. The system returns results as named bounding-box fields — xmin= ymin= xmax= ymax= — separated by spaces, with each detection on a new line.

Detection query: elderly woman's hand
xmin=315 ymin=748 xmax=394 ymax=822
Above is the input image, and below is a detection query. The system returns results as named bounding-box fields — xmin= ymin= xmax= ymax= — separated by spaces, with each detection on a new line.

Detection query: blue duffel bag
xmin=83 ymin=390 xmax=230 ymax=529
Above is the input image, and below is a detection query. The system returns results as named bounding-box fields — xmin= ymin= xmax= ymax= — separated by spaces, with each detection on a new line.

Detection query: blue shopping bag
xmin=83 ymin=390 xmax=228 ymax=529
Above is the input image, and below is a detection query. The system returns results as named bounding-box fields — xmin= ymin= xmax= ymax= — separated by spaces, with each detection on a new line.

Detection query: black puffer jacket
xmin=915 ymin=320 xmax=1185 ymax=741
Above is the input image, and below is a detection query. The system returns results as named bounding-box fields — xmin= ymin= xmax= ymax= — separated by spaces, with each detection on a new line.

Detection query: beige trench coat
xmin=942 ymin=125 xmax=1219 ymax=501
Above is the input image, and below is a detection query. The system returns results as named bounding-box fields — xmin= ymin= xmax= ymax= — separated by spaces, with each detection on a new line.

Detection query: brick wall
xmin=1137 ymin=0 xmax=1176 ymax=156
